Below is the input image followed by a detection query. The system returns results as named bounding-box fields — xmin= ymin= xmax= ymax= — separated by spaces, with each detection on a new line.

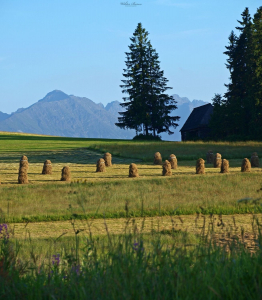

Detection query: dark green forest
xmin=209 ymin=7 xmax=262 ymax=141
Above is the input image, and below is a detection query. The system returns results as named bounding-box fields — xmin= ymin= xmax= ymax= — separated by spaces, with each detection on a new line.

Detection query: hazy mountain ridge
xmin=0 ymin=91 xmax=208 ymax=140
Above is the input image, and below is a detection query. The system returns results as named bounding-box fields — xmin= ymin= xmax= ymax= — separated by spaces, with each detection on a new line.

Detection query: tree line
xmin=210 ymin=7 xmax=262 ymax=140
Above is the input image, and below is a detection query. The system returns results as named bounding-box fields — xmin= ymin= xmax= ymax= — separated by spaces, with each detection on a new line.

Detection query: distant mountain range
xmin=0 ymin=90 xmax=208 ymax=141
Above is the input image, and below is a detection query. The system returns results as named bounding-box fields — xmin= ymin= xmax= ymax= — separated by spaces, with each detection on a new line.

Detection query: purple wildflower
xmin=133 ymin=241 xmax=139 ymax=251
xmin=133 ymin=241 xmax=144 ymax=252
xmin=52 ymin=254 xmax=60 ymax=266
xmin=71 ymin=264 xmax=81 ymax=276
xmin=0 ymin=224 xmax=9 ymax=241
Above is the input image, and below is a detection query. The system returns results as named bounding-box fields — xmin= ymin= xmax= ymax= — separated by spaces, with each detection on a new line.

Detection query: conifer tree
xmin=209 ymin=94 xmax=228 ymax=139
xmin=146 ymin=44 xmax=180 ymax=136
xmin=221 ymin=8 xmax=253 ymax=138
xmin=116 ymin=23 xmax=180 ymax=137
xmin=210 ymin=6 xmax=262 ymax=140
xmin=251 ymin=6 xmax=262 ymax=138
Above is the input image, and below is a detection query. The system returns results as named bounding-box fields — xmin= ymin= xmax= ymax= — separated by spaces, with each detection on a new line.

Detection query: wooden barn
xmin=180 ymin=103 xmax=213 ymax=141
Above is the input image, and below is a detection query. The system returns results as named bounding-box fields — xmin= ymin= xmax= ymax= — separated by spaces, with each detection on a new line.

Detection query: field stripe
xmin=10 ymin=214 xmax=262 ymax=239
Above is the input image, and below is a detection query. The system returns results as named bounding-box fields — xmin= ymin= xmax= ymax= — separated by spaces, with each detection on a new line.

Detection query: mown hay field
xmin=0 ymin=132 xmax=262 ymax=223
xmin=2 ymin=132 xmax=262 ymax=298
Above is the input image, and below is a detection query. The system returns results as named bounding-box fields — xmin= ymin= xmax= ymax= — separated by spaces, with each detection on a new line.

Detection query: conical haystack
xmin=162 ymin=160 xmax=172 ymax=176
xmin=196 ymin=158 xmax=205 ymax=174
xmin=42 ymin=160 xmax=52 ymax=175
xmin=61 ymin=166 xmax=71 ymax=181
xmin=251 ymin=152 xmax=259 ymax=168
xmin=96 ymin=158 xmax=106 ymax=172
xmin=206 ymin=150 xmax=214 ymax=164
xmin=241 ymin=158 xmax=251 ymax=172
xmin=154 ymin=152 xmax=162 ymax=165
xmin=213 ymin=153 xmax=222 ymax=168
xmin=220 ymin=159 xmax=229 ymax=173
xmin=18 ymin=166 xmax=28 ymax=184
xmin=20 ymin=155 xmax=29 ymax=170
xmin=168 ymin=154 xmax=177 ymax=169
xmin=104 ymin=152 xmax=112 ymax=167
xmin=129 ymin=163 xmax=139 ymax=177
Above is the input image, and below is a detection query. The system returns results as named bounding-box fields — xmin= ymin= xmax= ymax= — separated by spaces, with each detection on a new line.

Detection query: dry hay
xmin=61 ymin=166 xmax=71 ymax=181
xmin=168 ymin=154 xmax=177 ymax=169
xmin=196 ymin=158 xmax=205 ymax=174
xmin=42 ymin=159 xmax=52 ymax=175
xmin=220 ymin=159 xmax=229 ymax=173
xmin=213 ymin=153 xmax=222 ymax=168
xmin=18 ymin=166 xmax=28 ymax=184
xmin=206 ymin=150 xmax=214 ymax=164
xmin=154 ymin=152 xmax=162 ymax=165
xmin=20 ymin=155 xmax=29 ymax=170
xmin=162 ymin=160 xmax=172 ymax=176
xmin=241 ymin=158 xmax=251 ymax=172
xmin=103 ymin=152 xmax=112 ymax=167
xmin=251 ymin=152 xmax=259 ymax=168
xmin=129 ymin=163 xmax=139 ymax=177
xmin=96 ymin=158 xmax=106 ymax=172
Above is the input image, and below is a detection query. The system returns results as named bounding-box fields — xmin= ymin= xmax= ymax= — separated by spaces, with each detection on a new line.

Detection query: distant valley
xmin=0 ymin=90 xmax=208 ymax=141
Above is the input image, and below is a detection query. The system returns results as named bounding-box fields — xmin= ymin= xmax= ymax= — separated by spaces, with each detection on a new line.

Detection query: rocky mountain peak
xmin=38 ymin=90 xmax=69 ymax=103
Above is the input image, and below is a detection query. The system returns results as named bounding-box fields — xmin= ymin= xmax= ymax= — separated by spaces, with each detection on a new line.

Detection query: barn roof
xmin=180 ymin=103 xmax=213 ymax=132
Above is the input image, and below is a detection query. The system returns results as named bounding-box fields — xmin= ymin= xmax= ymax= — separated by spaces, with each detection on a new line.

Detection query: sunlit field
xmin=1 ymin=132 xmax=262 ymax=298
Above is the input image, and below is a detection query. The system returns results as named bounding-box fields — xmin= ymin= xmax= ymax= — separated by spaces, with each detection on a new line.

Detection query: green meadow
xmin=1 ymin=132 xmax=262 ymax=298
xmin=0 ymin=132 xmax=262 ymax=222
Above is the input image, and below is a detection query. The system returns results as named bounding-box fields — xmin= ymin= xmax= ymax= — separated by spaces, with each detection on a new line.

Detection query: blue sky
xmin=0 ymin=0 xmax=261 ymax=113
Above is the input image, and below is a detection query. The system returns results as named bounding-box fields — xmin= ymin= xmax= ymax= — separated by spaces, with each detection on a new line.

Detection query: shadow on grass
xmin=0 ymin=148 xmax=141 ymax=165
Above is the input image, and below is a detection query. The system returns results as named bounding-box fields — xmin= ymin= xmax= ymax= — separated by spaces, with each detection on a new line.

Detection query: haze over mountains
xmin=0 ymin=90 xmax=208 ymax=141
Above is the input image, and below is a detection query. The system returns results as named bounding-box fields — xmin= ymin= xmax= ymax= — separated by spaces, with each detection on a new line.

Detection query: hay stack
xmin=129 ymin=163 xmax=139 ymax=177
xmin=220 ymin=159 xmax=229 ymax=173
xmin=42 ymin=160 xmax=52 ymax=174
xmin=213 ymin=153 xmax=222 ymax=168
xmin=241 ymin=158 xmax=251 ymax=172
xmin=96 ymin=158 xmax=106 ymax=172
xmin=154 ymin=152 xmax=162 ymax=165
xmin=61 ymin=166 xmax=71 ymax=181
xmin=251 ymin=152 xmax=259 ymax=168
xmin=104 ymin=152 xmax=112 ymax=167
xmin=196 ymin=158 xmax=205 ymax=174
xmin=206 ymin=151 xmax=214 ymax=164
xmin=162 ymin=160 xmax=172 ymax=176
xmin=20 ymin=155 xmax=29 ymax=170
xmin=18 ymin=166 xmax=28 ymax=184
xmin=168 ymin=154 xmax=177 ymax=169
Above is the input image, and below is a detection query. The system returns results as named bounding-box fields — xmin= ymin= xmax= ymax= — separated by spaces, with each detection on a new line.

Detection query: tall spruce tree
xmin=251 ymin=6 xmax=262 ymax=138
xmin=209 ymin=94 xmax=228 ymax=139
xmin=209 ymin=6 xmax=262 ymax=141
xmin=116 ymin=23 xmax=180 ymax=137
xmin=224 ymin=8 xmax=253 ymax=137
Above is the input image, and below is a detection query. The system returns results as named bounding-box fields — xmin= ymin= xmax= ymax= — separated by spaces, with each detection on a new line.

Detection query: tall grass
xmin=1 ymin=212 xmax=262 ymax=299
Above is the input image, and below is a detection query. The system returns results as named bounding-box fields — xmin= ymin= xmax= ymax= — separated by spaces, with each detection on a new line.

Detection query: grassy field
xmin=1 ymin=131 xmax=262 ymax=162
xmin=1 ymin=132 xmax=262 ymax=298
xmin=0 ymin=132 xmax=262 ymax=222
xmin=0 ymin=164 xmax=262 ymax=222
